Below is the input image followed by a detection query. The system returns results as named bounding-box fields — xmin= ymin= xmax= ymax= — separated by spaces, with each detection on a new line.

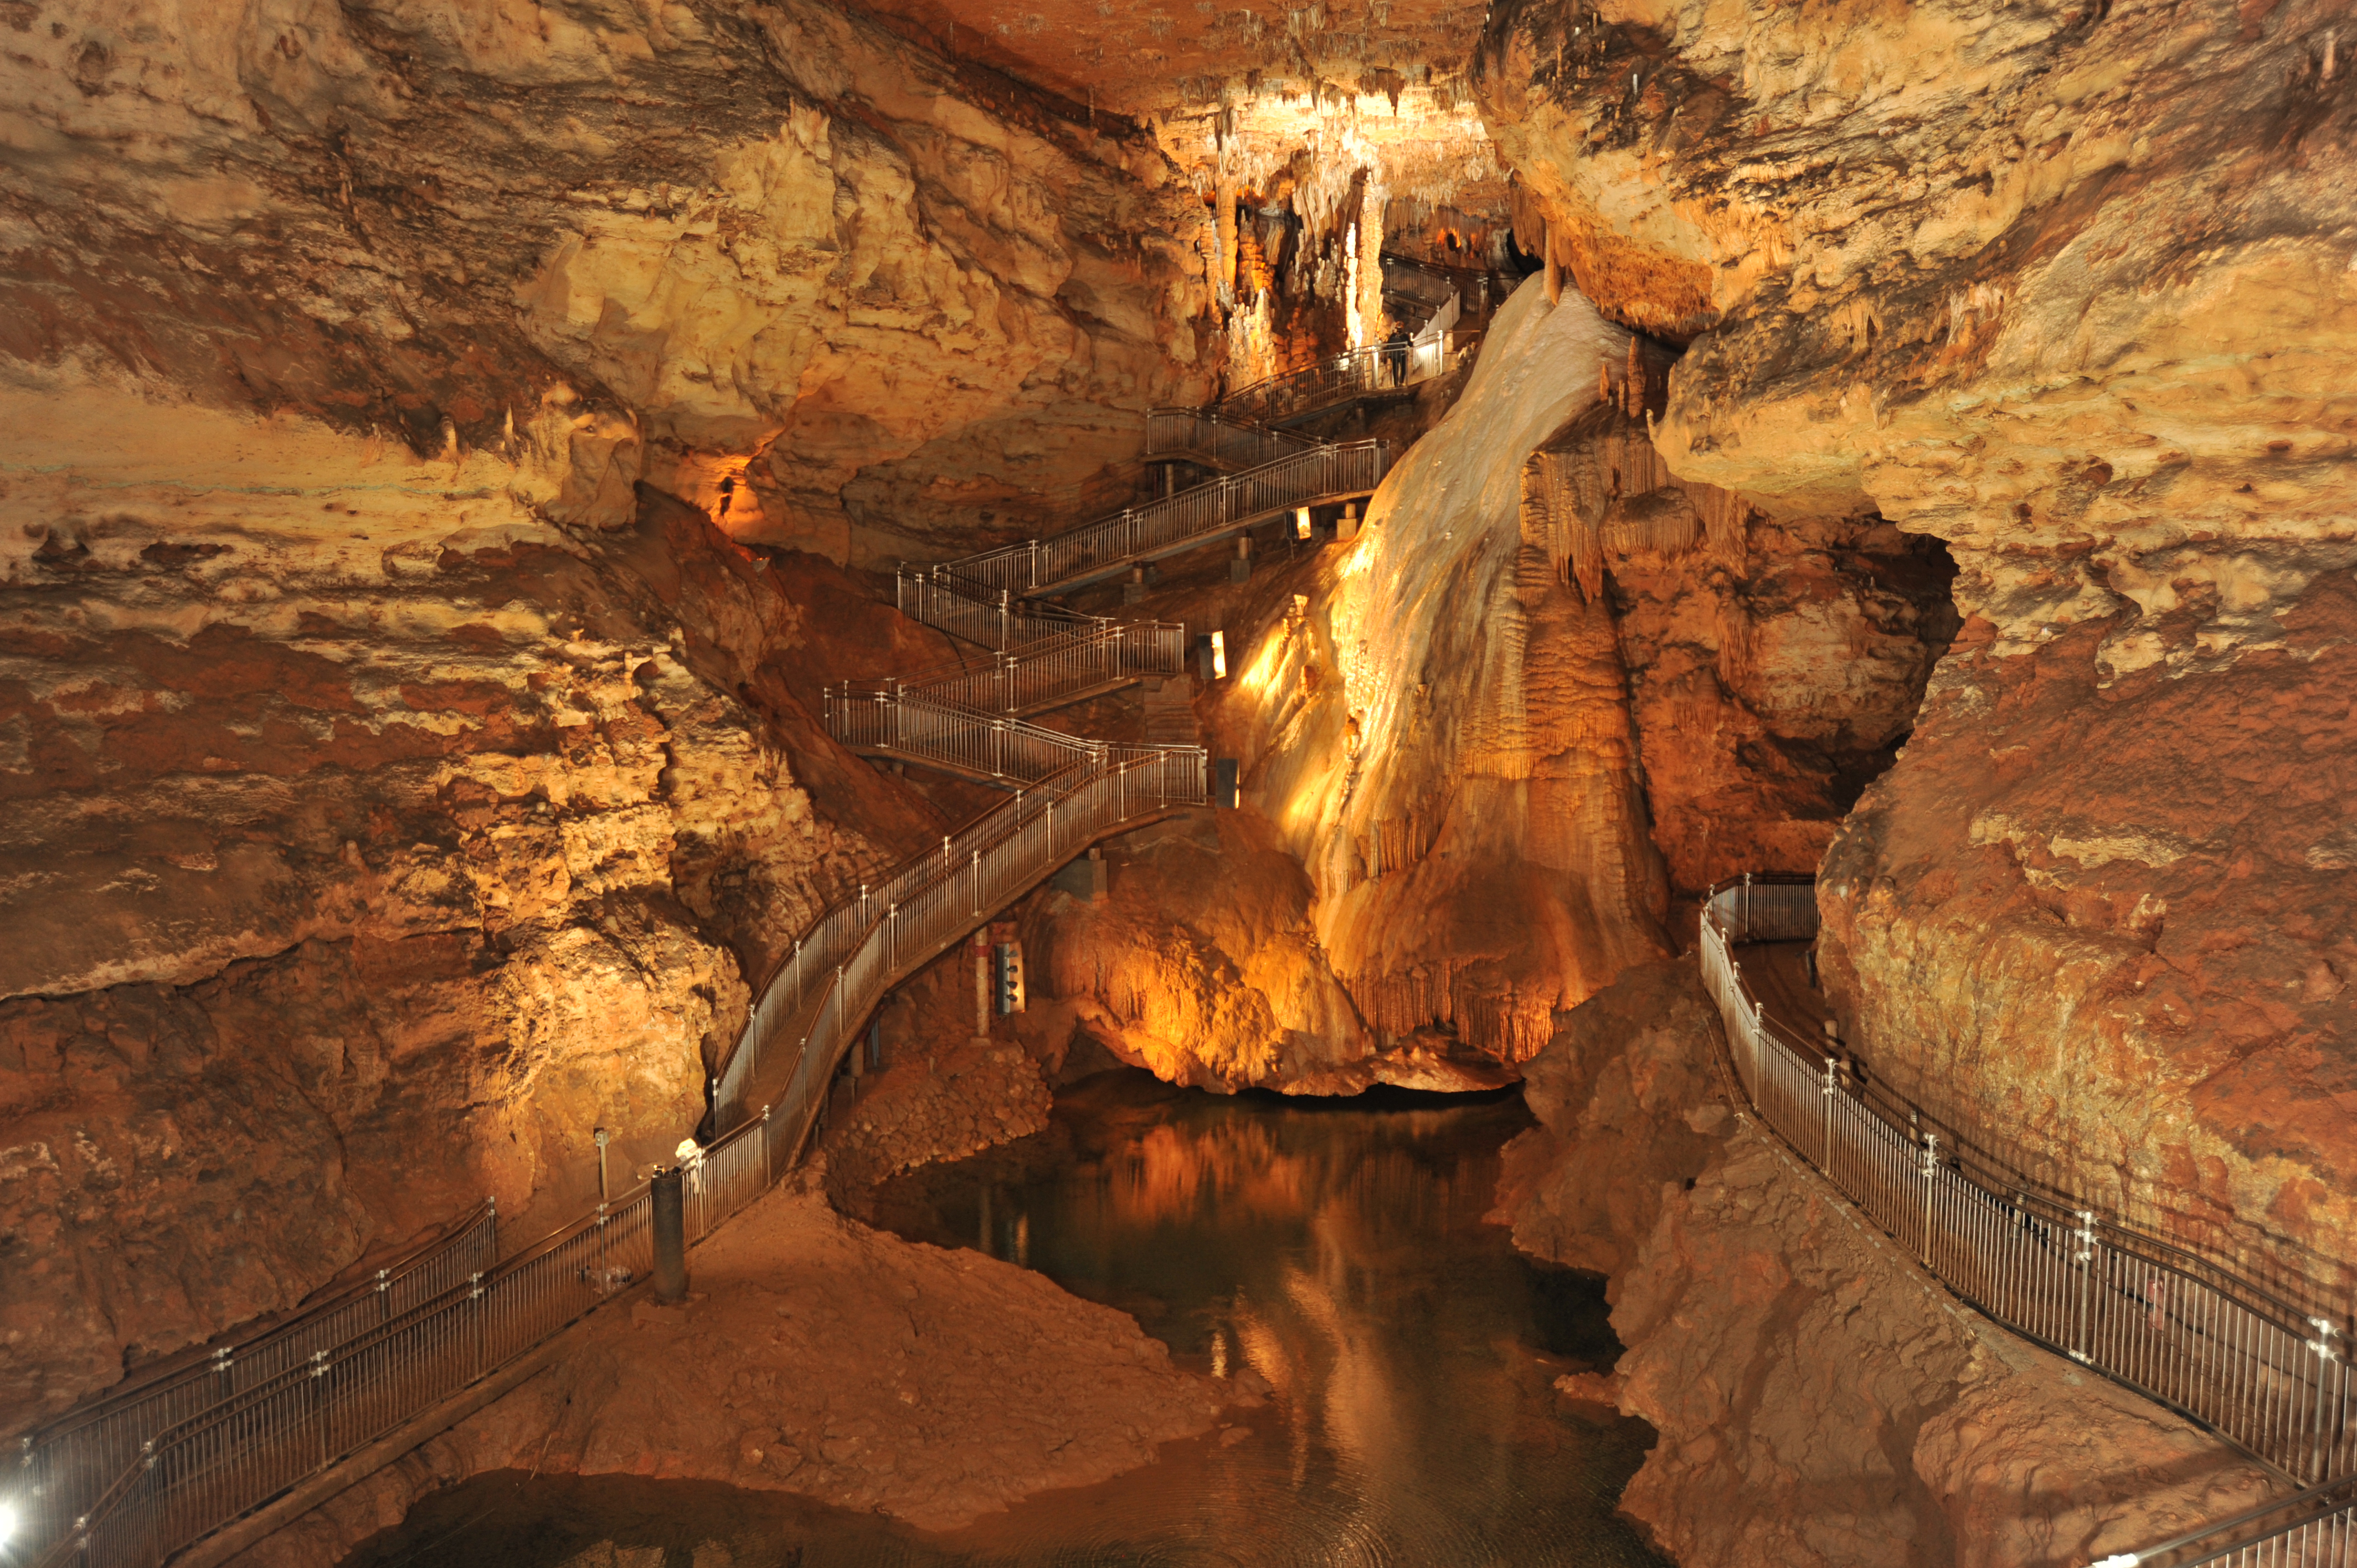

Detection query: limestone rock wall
xmin=0 ymin=382 xmax=951 ymax=1425
xmin=0 ymin=0 xmax=1223 ymax=1435
xmin=1 ymin=0 xmax=1216 ymax=566
xmin=1522 ymin=396 xmax=1958 ymax=894
xmin=1472 ymin=0 xmax=2357 ymax=1287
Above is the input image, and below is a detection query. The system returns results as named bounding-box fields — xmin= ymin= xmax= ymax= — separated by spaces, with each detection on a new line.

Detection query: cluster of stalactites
xmin=1205 ymin=159 xmax=1390 ymax=348
xmin=1520 ymin=348 xmax=1755 ymax=602
xmin=1179 ymin=84 xmax=1502 ymax=343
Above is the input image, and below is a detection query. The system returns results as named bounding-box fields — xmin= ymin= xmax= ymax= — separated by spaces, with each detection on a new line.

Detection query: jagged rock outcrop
xmin=1523 ymin=393 xmax=1958 ymax=893
xmin=1497 ymin=960 xmax=2281 ymax=1568
xmin=1473 ymin=0 xmax=2357 ymax=1285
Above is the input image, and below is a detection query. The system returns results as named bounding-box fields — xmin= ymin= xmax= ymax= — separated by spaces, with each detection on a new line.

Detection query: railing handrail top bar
xmin=21 ymin=1197 xmax=500 ymax=1448
xmin=52 ymin=1178 xmax=661 ymax=1538
xmin=1707 ymin=886 xmax=2343 ymax=1329
xmin=1142 ymin=405 xmax=1330 ymax=443
xmin=728 ymin=747 xmax=1147 ymax=1010
xmin=920 ymin=436 xmax=1393 ymax=584
xmin=830 ymin=620 xmax=1188 ymax=697
xmin=2104 ymin=1471 xmax=2357 ymax=1565
xmin=1213 ymin=329 xmax=1482 ymax=410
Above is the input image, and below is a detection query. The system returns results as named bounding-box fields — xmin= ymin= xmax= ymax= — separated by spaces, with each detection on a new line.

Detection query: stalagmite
xmin=1356 ymin=178 xmax=1388 ymax=347
xmin=1217 ymin=173 xmax=1241 ymax=296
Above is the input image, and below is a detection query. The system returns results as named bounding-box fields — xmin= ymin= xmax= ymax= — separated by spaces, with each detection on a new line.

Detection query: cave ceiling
xmin=860 ymin=0 xmax=1512 ymax=228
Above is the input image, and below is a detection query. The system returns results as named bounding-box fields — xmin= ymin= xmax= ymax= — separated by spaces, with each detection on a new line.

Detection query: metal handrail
xmin=10 ymin=1203 xmax=497 ymax=1557
xmin=939 ymin=437 xmax=1390 ymax=599
xmin=1143 ymin=408 xmax=1325 ymax=468
xmin=23 ymin=364 xmax=1327 ymax=1568
xmin=837 ymin=618 xmax=1188 ymax=718
xmin=1700 ymin=875 xmax=2355 ymax=1564
xmin=1215 ymin=329 xmax=1481 ymax=425
xmin=2090 ymin=1474 xmax=2357 ymax=1566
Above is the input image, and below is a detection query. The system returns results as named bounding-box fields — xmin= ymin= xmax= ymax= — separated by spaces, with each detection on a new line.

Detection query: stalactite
xmin=1543 ymin=217 xmax=1563 ymax=305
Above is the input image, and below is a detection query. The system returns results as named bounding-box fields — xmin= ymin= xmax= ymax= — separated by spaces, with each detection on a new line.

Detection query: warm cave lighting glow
xmin=1295 ymin=506 xmax=1313 ymax=539
xmin=1211 ymin=630 xmax=1228 ymax=679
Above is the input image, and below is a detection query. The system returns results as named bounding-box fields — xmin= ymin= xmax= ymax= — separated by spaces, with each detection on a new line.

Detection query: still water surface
xmin=345 ymin=1074 xmax=1663 ymax=1568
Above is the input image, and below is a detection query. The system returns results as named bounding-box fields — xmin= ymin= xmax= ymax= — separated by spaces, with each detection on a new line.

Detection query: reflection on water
xmin=343 ymin=1074 xmax=1664 ymax=1568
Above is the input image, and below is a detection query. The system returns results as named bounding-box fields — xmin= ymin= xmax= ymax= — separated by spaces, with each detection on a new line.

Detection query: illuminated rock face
xmin=1068 ymin=282 xmax=1948 ymax=1091
xmin=1474 ymin=0 xmax=2357 ymax=1283
xmin=0 ymin=0 xmax=1216 ymax=567
xmin=0 ymin=0 xmax=1227 ymax=1425
xmin=0 ymin=390 xmax=953 ymax=1423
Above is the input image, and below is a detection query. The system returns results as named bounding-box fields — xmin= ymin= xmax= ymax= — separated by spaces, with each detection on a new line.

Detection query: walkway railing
xmin=22 ymin=329 xmax=1408 ymax=1568
xmin=11 ymin=1205 xmax=497 ymax=1561
xmin=824 ymin=689 xmax=1114 ymax=786
xmin=709 ymin=748 xmax=1202 ymax=1141
xmin=29 ymin=1126 xmax=786 ymax=1568
xmin=893 ymin=570 xmax=1106 ymax=653
xmin=1701 ymin=876 xmax=2353 ymax=1562
xmin=1215 ymin=329 xmax=1479 ymax=427
xmin=836 ymin=620 xmax=1187 ymax=719
xmin=1143 ymin=408 xmax=1323 ymax=471
xmin=2092 ymin=1474 xmax=2357 ymax=1566
xmin=941 ymin=437 xmax=1390 ymax=598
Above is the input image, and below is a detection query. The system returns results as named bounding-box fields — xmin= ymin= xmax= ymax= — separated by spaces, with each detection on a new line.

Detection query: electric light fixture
xmin=0 ymin=1499 xmax=17 ymax=1551
xmin=1295 ymin=506 xmax=1313 ymax=538
xmin=1211 ymin=630 xmax=1228 ymax=678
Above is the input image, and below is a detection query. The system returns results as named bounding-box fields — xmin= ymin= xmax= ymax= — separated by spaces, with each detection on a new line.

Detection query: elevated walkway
xmin=16 ymin=327 xmax=1474 ymax=1568
xmin=1706 ymin=876 xmax=2353 ymax=1566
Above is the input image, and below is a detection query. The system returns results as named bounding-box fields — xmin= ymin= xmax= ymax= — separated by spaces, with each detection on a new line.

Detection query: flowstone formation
xmin=1014 ymin=279 xmax=1953 ymax=1092
xmin=1474 ymin=0 xmax=2357 ymax=1290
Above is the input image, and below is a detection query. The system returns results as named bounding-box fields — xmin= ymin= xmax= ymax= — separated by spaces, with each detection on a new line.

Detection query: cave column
xmin=1356 ymin=178 xmax=1387 ymax=348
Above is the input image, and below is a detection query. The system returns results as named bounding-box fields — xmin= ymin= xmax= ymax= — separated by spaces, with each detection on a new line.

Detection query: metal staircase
xmin=11 ymin=342 xmax=1470 ymax=1568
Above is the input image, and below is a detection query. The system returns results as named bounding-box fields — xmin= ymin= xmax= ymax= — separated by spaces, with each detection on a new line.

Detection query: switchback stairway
xmin=704 ymin=381 xmax=1454 ymax=1138
xmin=11 ymin=334 xmax=1480 ymax=1568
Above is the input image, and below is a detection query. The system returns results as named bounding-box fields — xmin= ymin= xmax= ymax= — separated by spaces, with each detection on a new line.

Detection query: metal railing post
xmin=2308 ymin=1318 xmax=2340 ymax=1483
xmin=1820 ymin=1056 xmax=1838 ymax=1174
xmin=2071 ymin=1210 xmax=2097 ymax=1363
xmin=1918 ymin=1132 xmax=1939 ymax=1267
